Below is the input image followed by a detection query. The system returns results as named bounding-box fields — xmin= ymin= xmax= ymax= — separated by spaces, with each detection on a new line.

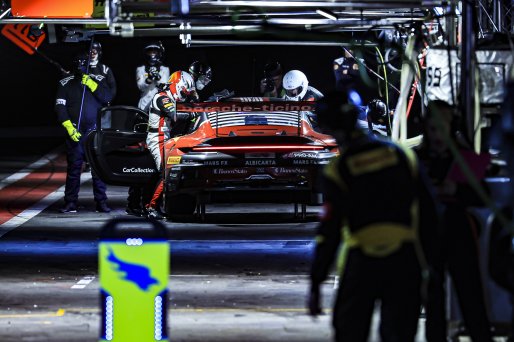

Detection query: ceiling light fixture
xmin=316 ymin=9 xmax=337 ymax=21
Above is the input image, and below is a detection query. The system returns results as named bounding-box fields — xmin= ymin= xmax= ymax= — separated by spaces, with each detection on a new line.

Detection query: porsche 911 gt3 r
xmin=85 ymin=100 xmax=338 ymax=219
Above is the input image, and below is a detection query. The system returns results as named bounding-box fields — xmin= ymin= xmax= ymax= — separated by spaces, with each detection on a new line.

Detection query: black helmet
xmin=366 ymin=99 xmax=388 ymax=124
xmin=72 ymin=52 xmax=89 ymax=74
xmin=188 ymin=61 xmax=212 ymax=90
xmin=144 ymin=41 xmax=164 ymax=66
xmin=89 ymin=41 xmax=102 ymax=65
xmin=315 ymin=89 xmax=363 ymax=134
xmin=263 ymin=61 xmax=283 ymax=78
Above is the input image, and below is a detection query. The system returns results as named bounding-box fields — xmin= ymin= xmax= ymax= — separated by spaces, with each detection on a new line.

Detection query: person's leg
xmin=126 ymin=186 xmax=143 ymax=215
xmin=333 ymin=252 xmax=376 ymax=342
xmin=145 ymin=133 xmax=165 ymax=219
xmin=63 ymin=140 xmax=82 ymax=206
xmin=379 ymin=246 xmax=422 ymax=342
xmin=446 ymin=207 xmax=493 ymax=342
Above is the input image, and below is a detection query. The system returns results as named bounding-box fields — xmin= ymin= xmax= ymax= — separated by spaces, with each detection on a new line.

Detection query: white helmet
xmin=282 ymin=70 xmax=309 ymax=101
xmin=167 ymin=70 xmax=196 ymax=101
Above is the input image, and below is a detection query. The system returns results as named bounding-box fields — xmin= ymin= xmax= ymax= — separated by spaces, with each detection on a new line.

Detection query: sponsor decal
xmin=204 ymin=160 xmax=229 ymax=166
xmin=56 ymin=98 xmax=66 ymax=105
xmin=283 ymin=152 xmax=317 ymax=159
xmin=274 ymin=167 xmax=309 ymax=174
xmin=245 ymin=159 xmax=276 ymax=166
xmin=213 ymin=168 xmax=248 ymax=175
xmin=122 ymin=167 xmax=156 ymax=173
xmin=292 ymin=160 xmax=318 ymax=165
xmin=176 ymin=101 xmax=316 ymax=113
xmin=167 ymin=156 xmax=182 ymax=165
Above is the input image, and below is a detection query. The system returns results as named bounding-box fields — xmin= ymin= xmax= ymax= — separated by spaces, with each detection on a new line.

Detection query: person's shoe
xmin=125 ymin=206 xmax=143 ymax=217
xmin=96 ymin=201 xmax=111 ymax=213
xmin=146 ymin=207 xmax=164 ymax=220
xmin=59 ymin=202 xmax=77 ymax=213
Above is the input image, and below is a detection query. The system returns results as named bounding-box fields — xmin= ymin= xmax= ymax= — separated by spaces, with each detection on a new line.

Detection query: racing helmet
xmin=72 ymin=52 xmax=89 ymax=74
xmin=188 ymin=61 xmax=212 ymax=90
xmin=366 ymin=99 xmax=388 ymax=125
xmin=89 ymin=41 xmax=102 ymax=66
xmin=144 ymin=41 xmax=165 ymax=66
xmin=315 ymin=88 xmax=363 ymax=135
xmin=167 ymin=71 xmax=196 ymax=101
xmin=282 ymin=70 xmax=309 ymax=101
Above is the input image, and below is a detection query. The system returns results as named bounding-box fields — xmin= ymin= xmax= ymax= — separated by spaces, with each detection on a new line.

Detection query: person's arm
xmin=308 ymin=168 xmax=346 ymax=316
xmin=159 ymin=66 xmax=170 ymax=85
xmin=55 ymin=81 xmax=81 ymax=142
xmin=105 ymin=65 xmax=117 ymax=100
xmin=155 ymin=94 xmax=192 ymax=123
xmin=310 ymin=175 xmax=345 ymax=288
xmin=55 ymin=81 xmax=71 ymax=124
xmin=85 ymin=75 xmax=113 ymax=105
xmin=136 ymin=65 xmax=155 ymax=92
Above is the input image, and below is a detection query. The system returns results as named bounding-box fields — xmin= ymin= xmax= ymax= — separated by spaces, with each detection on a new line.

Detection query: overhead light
xmin=316 ymin=9 xmax=337 ymax=21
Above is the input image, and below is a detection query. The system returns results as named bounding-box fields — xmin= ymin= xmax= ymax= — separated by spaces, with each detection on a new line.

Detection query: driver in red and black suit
xmin=145 ymin=70 xmax=198 ymax=220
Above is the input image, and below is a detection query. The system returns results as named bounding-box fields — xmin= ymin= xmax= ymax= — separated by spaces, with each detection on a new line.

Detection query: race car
xmin=85 ymin=99 xmax=338 ymax=219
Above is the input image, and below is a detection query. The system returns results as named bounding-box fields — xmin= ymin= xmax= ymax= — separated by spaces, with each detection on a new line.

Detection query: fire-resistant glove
xmin=62 ymin=119 xmax=81 ymax=142
xmin=307 ymin=285 xmax=322 ymax=317
xmin=81 ymin=74 xmax=98 ymax=92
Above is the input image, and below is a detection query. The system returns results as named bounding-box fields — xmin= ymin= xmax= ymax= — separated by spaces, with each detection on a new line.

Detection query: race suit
xmin=146 ymin=90 xmax=192 ymax=209
xmin=310 ymin=131 xmax=437 ymax=342
xmin=300 ymin=86 xmax=324 ymax=130
xmin=55 ymin=74 xmax=113 ymax=205
xmin=89 ymin=62 xmax=117 ymax=101
xmin=302 ymin=86 xmax=324 ymax=101
xmin=136 ymin=64 xmax=170 ymax=112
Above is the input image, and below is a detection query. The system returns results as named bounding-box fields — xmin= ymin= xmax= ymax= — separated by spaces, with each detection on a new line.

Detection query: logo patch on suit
xmin=346 ymin=147 xmax=398 ymax=176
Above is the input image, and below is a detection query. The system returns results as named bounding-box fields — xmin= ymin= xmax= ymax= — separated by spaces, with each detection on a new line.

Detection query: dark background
xmin=0 ymin=33 xmax=354 ymax=128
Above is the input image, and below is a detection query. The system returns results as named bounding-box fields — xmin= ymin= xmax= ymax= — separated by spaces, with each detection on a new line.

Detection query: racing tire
xmin=165 ymin=194 xmax=196 ymax=217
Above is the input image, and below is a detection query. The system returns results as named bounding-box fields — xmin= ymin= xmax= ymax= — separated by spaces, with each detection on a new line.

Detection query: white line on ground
xmin=0 ymin=173 xmax=92 ymax=237
xmin=71 ymin=275 xmax=95 ymax=289
xmin=0 ymin=148 xmax=61 ymax=191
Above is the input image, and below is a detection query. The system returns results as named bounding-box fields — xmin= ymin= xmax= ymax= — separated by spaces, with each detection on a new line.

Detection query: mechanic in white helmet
xmin=282 ymin=70 xmax=324 ymax=102
xmin=145 ymin=70 xmax=198 ymax=220
xmin=282 ymin=70 xmax=324 ymax=130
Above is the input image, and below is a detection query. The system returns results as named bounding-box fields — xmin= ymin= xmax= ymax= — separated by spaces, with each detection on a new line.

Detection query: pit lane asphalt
xmin=0 ymin=129 xmax=428 ymax=342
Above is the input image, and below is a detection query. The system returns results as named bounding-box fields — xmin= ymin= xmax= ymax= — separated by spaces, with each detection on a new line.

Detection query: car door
xmin=85 ymin=105 xmax=158 ymax=186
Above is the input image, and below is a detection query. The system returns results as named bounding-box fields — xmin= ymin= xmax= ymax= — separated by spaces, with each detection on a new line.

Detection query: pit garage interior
xmin=0 ymin=0 xmax=513 ymax=341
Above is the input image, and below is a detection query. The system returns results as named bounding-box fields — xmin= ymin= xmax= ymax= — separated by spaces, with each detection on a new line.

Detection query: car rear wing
xmin=176 ymin=100 xmax=317 ymax=137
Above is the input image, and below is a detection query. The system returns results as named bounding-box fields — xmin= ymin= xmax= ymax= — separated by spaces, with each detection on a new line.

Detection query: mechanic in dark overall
xmin=87 ymin=41 xmax=116 ymax=102
xmin=126 ymin=41 xmax=171 ymax=216
xmin=188 ymin=61 xmax=212 ymax=101
xmin=417 ymin=99 xmax=493 ymax=342
xmin=366 ymin=98 xmax=391 ymax=136
xmin=55 ymin=52 xmax=114 ymax=213
xmin=83 ymin=42 xmax=116 ymax=171
xmin=308 ymin=89 xmax=437 ymax=342
xmin=145 ymin=70 xmax=197 ymax=220
xmin=259 ymin=61 xmax=285 ymax=98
